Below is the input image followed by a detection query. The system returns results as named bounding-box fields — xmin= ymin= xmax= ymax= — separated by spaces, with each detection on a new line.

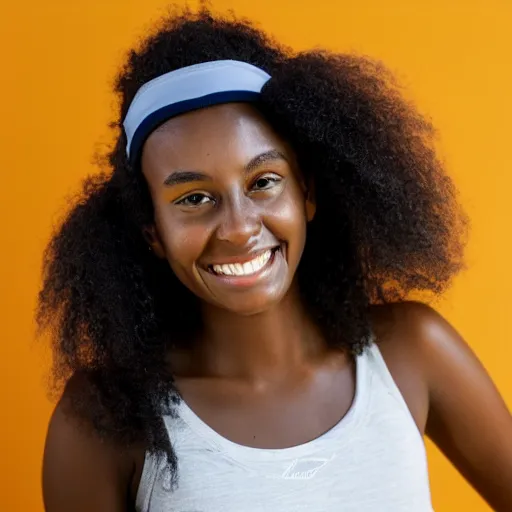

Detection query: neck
xmin=193 ymin=284 xmax=327 ymax=383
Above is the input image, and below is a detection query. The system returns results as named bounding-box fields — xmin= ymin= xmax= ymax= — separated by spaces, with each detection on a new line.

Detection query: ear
xmin=142 ymin=224 xmax=166 ymax=259
xmin=304 ymin=178 xmax=316 ymax=222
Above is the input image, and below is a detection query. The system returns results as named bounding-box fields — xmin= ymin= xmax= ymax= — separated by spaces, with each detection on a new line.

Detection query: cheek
xmin=156 ymin=214 xmax=210 ymax=273
xmin=265 ymin=187 xmax=308 ymax=254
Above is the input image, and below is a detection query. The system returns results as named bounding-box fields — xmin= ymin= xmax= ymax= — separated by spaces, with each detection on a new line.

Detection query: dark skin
xmin=43 ymin=104 xmax=512 ymax=511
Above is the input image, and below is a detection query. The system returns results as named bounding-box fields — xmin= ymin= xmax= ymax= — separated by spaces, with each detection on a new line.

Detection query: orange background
xmin=1 ymin=1 xmax=511 ymax=510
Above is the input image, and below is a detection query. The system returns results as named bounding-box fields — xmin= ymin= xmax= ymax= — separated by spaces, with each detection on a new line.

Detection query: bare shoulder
xmin=369 ymin=300 xmax=449 ymax=344
xmin=369 ymin=300 xmax=467 ymax=368
xmin=43 ymin=373 xmax=144 ymax=512
xmin=368 ymin=300 xmax=504 ymax=400
xmin=369 ymin=301 xmax=512 ymax=511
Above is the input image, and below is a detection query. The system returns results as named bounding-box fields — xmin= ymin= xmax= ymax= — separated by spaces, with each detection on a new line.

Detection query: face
xmin=141 ymin=103 xmax=315 ymax=316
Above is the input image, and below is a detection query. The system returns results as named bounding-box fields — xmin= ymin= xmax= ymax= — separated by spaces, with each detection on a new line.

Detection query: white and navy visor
xmin=122 ymin=59 xmax=271 ymax=164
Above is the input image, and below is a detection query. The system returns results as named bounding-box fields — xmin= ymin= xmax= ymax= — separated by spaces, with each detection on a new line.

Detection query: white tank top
xmin=136 ymin=343 xmax=433 ymax=511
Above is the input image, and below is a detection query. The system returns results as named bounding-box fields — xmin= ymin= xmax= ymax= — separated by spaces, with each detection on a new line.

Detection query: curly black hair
xmin=37 ymin=6 xmax=467 ymax=484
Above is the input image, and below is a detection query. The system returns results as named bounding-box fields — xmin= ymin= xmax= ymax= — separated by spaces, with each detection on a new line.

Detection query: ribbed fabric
xmin=136 ymin=343 xmax=433 ymax=511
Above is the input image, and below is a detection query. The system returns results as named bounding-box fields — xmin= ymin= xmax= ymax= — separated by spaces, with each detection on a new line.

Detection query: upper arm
xmin=417 ymin=304 xmax=512 ymax=511
xmin=42 ymin=387 xmax=134 ymax=512
xmin=375 ymin=301 xmax=512 ymax=511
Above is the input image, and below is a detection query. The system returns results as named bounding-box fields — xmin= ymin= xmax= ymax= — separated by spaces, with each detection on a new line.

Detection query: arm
xmin=376 ymin=301 xmax=512 ymax=511
xmin=42 ymin=382 xmax=136 ymax=512
xmin=420 ymin=306 xmax=512 ymax=511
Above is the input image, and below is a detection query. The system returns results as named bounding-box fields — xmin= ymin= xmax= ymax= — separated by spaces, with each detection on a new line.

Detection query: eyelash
xmin=252 ymin=174 xmax=281 ymax=191
xmin=174 ymin=173 xmax=283 ymax=208
xmin=175 ymin=192 xmax=213 ymax=208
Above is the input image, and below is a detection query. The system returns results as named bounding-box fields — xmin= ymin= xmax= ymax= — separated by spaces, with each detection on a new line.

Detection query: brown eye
xmin=252 ymin=174 xmax=281 ymax=191
xmin=175 ymin=193 xmax=213 ymax=207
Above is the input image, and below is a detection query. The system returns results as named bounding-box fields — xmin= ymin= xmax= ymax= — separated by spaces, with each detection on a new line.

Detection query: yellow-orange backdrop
xmin=1 ymin=1 xmax=511 ymax=510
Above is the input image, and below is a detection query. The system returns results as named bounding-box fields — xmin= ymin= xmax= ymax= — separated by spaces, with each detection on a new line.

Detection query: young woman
xmin=39 ymin=8 xmax=512 ymax=512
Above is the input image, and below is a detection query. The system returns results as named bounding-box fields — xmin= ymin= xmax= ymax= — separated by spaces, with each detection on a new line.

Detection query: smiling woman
xmin=142 ymin=104 xmax=310 ymax=315
xmin=37 ymin=6 xmax=512 ymax=512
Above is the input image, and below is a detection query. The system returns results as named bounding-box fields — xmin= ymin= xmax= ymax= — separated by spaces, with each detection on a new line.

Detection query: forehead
xmin=141 ymin=103 xmax=290 ymax=177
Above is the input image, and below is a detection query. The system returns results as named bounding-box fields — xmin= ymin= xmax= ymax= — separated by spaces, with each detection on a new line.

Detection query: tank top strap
xmin=364 ymin=341 xmax=418 ymax=422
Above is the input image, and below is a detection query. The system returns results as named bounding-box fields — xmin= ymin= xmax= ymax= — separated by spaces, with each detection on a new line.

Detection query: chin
xmin=214 ymin=291 xmax=286 ymax=316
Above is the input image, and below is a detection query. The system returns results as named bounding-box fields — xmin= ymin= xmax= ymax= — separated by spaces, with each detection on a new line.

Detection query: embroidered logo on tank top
xmin=281 ymin=455 xmax=336 ymax=480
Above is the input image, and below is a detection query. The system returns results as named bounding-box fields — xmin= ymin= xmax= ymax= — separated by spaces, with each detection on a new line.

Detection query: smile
xmin=209 ymin=248 xmax=277 ymax=277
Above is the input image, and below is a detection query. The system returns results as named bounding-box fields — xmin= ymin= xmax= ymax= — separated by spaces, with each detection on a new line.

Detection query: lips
xmin=206 ymin=246 xmax=280 ymax=278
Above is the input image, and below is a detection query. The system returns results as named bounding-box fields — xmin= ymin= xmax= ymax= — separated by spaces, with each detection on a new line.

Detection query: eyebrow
xmin=244 ymin=149 xmax=288 ymax=171
xmin=162 ymin=149 xmax=288 ymax=186
xmin=163 ymin=171 xmax=210 ymax=187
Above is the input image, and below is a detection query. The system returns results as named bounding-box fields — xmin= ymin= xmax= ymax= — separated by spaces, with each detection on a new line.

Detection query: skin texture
xmin=43 ymin=104 xmax=512 ymax=511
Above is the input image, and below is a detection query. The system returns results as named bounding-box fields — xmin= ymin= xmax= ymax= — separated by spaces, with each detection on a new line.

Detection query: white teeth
xmin=212 ymin=249 xmax=273 ymax=277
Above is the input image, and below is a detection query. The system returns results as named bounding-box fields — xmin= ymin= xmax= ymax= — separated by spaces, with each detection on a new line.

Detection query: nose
xmin=216 ymin=194 xmax=261 ymax=247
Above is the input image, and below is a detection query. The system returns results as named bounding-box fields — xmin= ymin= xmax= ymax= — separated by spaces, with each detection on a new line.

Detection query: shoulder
xmin=369 ymin=303 xmax=512 ymax=510
xmin=369 ymin=300 xmax=463 ymax=366
xmin=369 ymin=300 xmax=483 ymax=386
xmin=370 ymin=300 xmax=448 ymax=339
xmin=367 ymin=300 xmax=463 ymax=433
xmin=43 ymin=373 xmax=144 ymax=511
